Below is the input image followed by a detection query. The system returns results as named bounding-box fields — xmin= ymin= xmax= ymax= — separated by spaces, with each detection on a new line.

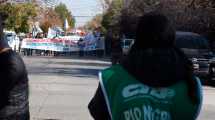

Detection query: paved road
xmin=22 ymin=56 xmax=215 ymax=120
xmin=24 ymin=56 xmax=110 ymax=120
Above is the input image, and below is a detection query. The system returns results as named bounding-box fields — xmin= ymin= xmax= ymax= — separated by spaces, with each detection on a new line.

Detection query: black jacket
xmin=0 ymin=49 xmax=30 ymax=120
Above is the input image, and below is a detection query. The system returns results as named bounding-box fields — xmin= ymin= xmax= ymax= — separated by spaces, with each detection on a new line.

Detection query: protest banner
xmin=21 ymin=37 xmax=105 ymax=52
xmin=21 ymin=38 xmax=79 ymax=52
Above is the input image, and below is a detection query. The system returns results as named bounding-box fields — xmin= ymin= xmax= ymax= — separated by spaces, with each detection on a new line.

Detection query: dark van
xmin=175 ymin=31 xmax=214 ymax=81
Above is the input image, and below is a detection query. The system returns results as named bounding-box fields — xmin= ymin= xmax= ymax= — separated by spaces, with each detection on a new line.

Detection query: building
xmin=4 ymin=0 xmax=32 ymax=4
xmin=36 ymin=0 xmax=56 ymax=8
xmin=1 ymin=0 xmax=56 ymax=7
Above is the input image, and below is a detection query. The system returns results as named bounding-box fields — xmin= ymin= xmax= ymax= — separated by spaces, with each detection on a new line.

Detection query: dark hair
xmin=134 ymin=12 xmax=175 ymax=49
xmin=122 ymin=12 xmax=199 ymax=104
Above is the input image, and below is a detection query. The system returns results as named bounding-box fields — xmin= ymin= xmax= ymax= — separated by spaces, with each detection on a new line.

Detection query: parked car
xmin=121 ymin=32 xmax=215 ymax=82
xmin=175 ymin=31 xmax=214 ymax=81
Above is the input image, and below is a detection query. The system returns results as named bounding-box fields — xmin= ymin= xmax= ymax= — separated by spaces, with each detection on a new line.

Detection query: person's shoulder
xmin=0 ymin=50 xmax=27 ymax=82
xmin=8 ymin=50 xmax=24 ymax=64
xmin=102 ymin=65 xmax=121 ymax=72
xmin=4 ymin=50 xmax=26 ymax=73
xmin=0 ymin=50 xmax=18 ymax=62
xmin=101 ymin=65 xmax=122 ymax=79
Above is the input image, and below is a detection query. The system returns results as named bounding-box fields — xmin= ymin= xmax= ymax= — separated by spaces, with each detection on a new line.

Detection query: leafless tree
xmin=121 ymin=0 xmax=215 ymax=35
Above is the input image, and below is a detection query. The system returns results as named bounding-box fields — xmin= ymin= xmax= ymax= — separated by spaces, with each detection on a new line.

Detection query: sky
xmin=57 ymin=0 xmax=104 ymax=27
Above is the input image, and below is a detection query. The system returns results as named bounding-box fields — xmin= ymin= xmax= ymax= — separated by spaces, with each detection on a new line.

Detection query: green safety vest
xmin=99 ymin=65 xmax=202 ymax=120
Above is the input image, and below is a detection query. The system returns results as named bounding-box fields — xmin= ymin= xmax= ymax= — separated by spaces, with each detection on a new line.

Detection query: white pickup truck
xmin=4 ymin=30 xmax=20 ymax=51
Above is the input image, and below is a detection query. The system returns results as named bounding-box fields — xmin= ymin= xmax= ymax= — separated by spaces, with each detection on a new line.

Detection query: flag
xmin=64 ymin=19 xmax=69 ymax=30
xmin=47 ymin=27 xmax=56 ymax=38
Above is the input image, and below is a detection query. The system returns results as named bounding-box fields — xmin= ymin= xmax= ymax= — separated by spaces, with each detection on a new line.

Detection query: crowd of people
xmin=18 ymin=30 xmax=105 ymax=58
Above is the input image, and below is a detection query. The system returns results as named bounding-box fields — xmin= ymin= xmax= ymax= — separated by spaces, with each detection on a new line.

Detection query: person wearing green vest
xmin=88 ymin=12 xmax=203 ymax=120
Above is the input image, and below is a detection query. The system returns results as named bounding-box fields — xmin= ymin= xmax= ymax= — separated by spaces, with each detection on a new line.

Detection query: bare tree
xmin=121 ymin=0 xmax=215 ymax=35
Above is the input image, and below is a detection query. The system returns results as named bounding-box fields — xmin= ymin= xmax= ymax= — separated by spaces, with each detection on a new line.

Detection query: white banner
xmin=21 ymin=37 xmax=105 ymax=52
xmin=21 ymin=38 xmax=78 ymax=52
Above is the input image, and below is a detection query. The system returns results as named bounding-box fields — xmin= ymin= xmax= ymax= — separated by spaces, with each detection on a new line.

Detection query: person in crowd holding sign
xmin=88 ymin=12 xmax=202 ymax=120
xmin=0 ymin=12 xmax=30 ymax=120
xmin=111 ymin=33 xmax=122 ymax=65
xmin=78 ymin=38 xmax=85 ymax=57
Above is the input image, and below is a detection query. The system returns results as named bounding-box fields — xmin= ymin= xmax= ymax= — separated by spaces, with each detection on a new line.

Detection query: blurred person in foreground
xmin=88 ymin=12 xmax=203 ymax=120
xmin=0 ymin=12 xmax=30 ymax=120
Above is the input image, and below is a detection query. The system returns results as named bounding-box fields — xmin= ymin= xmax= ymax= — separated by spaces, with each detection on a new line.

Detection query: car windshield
xmin=175 ymin=35 xmax=209 ymax=49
